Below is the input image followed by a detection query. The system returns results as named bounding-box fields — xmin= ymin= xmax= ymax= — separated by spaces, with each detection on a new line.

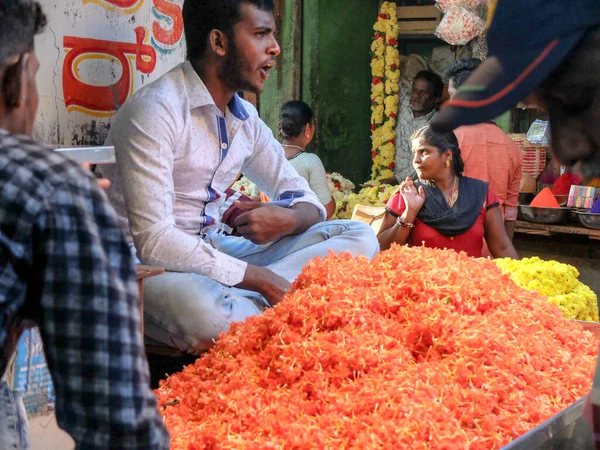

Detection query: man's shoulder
xmin=0 ymin=133 xmax=99 ymax=214
xmin=122 ymin=63 xmax=187 ymax=111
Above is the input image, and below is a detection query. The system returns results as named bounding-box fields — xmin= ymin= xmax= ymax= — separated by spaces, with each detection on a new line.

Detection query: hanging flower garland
xmin=370 ymin=2 xmax=401 ymax=182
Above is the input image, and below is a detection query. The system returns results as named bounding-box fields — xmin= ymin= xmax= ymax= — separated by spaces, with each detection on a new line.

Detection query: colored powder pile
xmin=591 ymin=197 xmax=600 ymax=214
xmin=531 ymin=187 xmax=560 ymax=208
xmin=551 ymin=173 xmax=576 ymax=196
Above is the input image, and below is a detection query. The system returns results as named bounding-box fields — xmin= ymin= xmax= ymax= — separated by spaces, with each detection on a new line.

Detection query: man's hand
xmin=81 ymin=162 xmax=110 ymax=190
xmin=379 ymin=176 xmax=399 ymax=186
xmin=236 ymin=264 xmax=292 ymax=306
xmin=233 ymin=201 xmax=296 ymax=244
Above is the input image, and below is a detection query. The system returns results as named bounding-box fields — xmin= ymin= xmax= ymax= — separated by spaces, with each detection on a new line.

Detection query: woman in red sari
xmin=378 ymin=126 xmax=518 ymax=259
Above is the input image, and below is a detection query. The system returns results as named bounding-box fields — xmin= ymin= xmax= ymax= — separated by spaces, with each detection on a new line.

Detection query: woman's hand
xmin=399 ymin=177 xmax=425 ymax=217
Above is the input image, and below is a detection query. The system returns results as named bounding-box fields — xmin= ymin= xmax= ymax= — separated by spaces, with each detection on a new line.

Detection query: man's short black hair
xmin=183 ymin=0 xmax=275 ymax=62
xmin=444 ymin=58 xmax=482 ymax=88
xmin=414 ymin=70 xmax=444 ymax=99
xmin=0 ymin=0 xmax=46 ymax=65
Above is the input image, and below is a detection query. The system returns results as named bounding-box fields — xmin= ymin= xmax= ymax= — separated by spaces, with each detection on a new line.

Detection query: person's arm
xmin=484 ymin=205 xmax=519 ymax=259
xmin=236 ymin=118 xmax=325 ymax=241
xmin=377 ymin=179 xmax=424 ymax=251
xmin=380 ymin=176 xmax=400 ymax=186
xmin=504 ymin=145 xmax=523 ymax=240
xmin=377 ymin=211 xmax=413 ymax=251
xmin=233 ymin=200 xmax=321 ymax=245
xmin=108 ymin=98 xmax=248 ymax=287
xmin=236 ymin=264 xmax=291 ymax=306
xmin=38 ymin=167 xmax=170 ymax=449
xmin=503 ymin=219 xmax=516 ymax=241
xmin=304 ymin=154 xmax=336 ymax=219
xmin=324 ymin=199 xmax=336 ymax=219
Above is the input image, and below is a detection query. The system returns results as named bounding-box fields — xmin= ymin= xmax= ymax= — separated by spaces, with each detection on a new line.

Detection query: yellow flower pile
xmin=495 ymin=257 xmax=599 ymax=322
xmin=334 ymin=184 xmax=397 ymax=219
xmin=370 ymin=2 xmax=400 ymax=181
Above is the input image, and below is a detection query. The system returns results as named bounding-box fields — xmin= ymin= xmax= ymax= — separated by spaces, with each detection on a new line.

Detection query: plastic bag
xmin=435 ymin=7 xmax=486 ymax=46
xmin=527 ymin=119 xmax=551 ymax=145
xmin=435 ymin=0 xmax=487 ymax=13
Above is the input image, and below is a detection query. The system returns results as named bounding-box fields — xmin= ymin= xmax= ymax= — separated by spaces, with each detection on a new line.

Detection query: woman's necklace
xmin=282 ymin=144 xmax=305 ymax=160
xmin=447 ymin=176 xmax=459 ymax=207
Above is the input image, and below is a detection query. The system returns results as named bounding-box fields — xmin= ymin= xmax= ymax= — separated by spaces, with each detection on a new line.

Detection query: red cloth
xmin=386 ymin=187 xmax=500 ymax=258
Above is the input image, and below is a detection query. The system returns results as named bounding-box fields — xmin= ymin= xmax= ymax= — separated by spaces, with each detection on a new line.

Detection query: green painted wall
xmin=260 ymin=0 xmax=379 ymax=186
xmin=260 ymin=0 xmax=302 ymax=134
xmin=306 ymin=0 xmax=379 ymax=184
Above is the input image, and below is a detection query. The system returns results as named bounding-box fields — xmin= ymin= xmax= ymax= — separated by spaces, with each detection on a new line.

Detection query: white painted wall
xmin=33 ymin=0 xmax=185 ymax=147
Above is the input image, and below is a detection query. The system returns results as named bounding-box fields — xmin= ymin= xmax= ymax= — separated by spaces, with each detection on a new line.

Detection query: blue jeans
xmin=143 ymin=220 xmax=378 ymax=353
xmin=0 ymin=381 xmax=30 ymax=450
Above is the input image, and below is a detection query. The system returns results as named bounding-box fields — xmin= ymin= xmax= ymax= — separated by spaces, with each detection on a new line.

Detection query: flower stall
xmin=156 ymin=245 xmax=598 ymax=449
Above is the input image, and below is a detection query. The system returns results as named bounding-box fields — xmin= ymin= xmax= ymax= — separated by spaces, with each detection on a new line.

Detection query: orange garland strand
xmin=157 ymin=246 xmax=597 ymax=449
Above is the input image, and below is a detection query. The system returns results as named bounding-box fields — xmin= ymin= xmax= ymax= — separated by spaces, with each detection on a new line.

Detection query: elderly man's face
xmin=524 ymin=30 xmax=600 ymax=178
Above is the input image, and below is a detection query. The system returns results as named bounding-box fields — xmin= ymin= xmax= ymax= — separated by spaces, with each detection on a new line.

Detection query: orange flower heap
xmin=157 ymin=246 xmax=597 ymax=449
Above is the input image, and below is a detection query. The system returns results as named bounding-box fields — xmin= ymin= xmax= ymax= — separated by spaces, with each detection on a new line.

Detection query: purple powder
xmin=591 ymin=197 xmax=600 ymax=214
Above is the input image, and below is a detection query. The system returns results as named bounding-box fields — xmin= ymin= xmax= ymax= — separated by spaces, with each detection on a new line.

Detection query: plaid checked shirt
xmin=0 ymin=129 xmax=169 ymax=449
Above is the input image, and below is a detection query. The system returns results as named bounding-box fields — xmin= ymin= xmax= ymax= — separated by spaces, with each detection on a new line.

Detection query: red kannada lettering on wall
xmin=62 ymin=27 xmax=157 ymax=116
xmin=152 ymin=0 xmax=184 ymax=52
xmin=153 ymin=0 xmax=183 ymax=46
xmin=82 ymin=0 xmax=144 ymax=14
xmin=103 ymin=0 xmax=139 ymax=6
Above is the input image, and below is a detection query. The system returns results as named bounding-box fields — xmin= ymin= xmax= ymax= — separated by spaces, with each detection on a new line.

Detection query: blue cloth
xmin=0 ymin=130 xmax=169 ymax=449
xmin=0 ymin=381 xmax=29 ymax=450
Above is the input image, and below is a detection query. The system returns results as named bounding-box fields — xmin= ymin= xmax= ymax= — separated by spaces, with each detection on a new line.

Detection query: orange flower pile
xmin=156 ymin=246 xmax=597 ymax=449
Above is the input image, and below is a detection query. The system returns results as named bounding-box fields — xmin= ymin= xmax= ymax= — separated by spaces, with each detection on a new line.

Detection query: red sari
xmin=386 ymin=181 xmax=500 ymax=258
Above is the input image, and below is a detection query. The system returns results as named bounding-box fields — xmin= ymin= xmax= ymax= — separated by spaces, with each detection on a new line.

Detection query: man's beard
xmin=219 ymin=44 xmax=258 ymax=93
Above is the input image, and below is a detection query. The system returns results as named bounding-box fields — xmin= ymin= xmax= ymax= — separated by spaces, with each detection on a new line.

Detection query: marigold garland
xmin=157 ymin=246 xmax=597 ymax=449
xmin=327 ymin=172 xmax=355 ymax=199
xmin=335 ymin=184 xmax=397 ymax=219
xmin=495 ymin=256 xmax=599 ymax=322
xmin=370 ymin=2 xmax=400 ymax=182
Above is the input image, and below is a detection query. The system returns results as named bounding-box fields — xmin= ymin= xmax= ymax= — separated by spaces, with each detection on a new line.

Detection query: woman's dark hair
xmin=414 ymin=70 xmax=444 ymax=99
xmin=278 ymin=100 xmax=313 ymax=139
xmin=0 ymin=1 xmax=47 ymax=65
xmin=411 ymin=125 xmax=465 ymax=176
xmin=444 ymin=58 xmax=482 ymax=88
xmin=183 ymin=0 xmax=275 ymax=61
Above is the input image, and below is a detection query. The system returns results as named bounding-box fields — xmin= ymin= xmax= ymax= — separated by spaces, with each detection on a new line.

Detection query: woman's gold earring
xmin=445 ymin=161 xmax=451 ymax=168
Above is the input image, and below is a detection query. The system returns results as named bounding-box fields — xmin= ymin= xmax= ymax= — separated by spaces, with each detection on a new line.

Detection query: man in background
xmin=381 ymin=70 xmax=443 ymax=185
xmin=0 ymin=2 xmax=169 ymax=448
xmin=445 ymin=58 xmax=522 ymax=240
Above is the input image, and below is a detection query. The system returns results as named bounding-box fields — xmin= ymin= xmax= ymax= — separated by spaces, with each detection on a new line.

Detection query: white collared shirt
xmin=102 ymin=61 xmax=325 ymax=286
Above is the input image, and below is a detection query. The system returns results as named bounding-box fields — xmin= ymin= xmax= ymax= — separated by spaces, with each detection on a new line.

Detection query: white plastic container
xmin=54 ymin=146 xmax=115 ymax=165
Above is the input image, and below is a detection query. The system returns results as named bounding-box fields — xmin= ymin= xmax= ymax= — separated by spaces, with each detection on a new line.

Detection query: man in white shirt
xmin=102 ymin=0 xmax=378 ymax=353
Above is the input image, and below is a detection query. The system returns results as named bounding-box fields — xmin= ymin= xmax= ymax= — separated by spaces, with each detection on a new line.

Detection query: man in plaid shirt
xmin=0 ymin=1 xmax=169 ymax=448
